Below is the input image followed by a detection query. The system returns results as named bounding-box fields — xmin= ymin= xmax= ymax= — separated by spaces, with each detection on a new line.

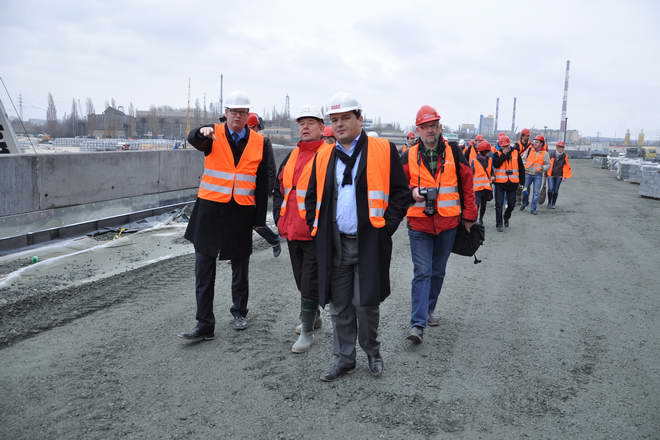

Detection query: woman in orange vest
xmin=547 ymin=141 xmax=573 ymax=209
xmin=273 ymin=106 xmax=326 ymax=353
xmin=303 ymin=92 xmax=409 ymax=382
xmin=179 ymin=91 xmax=272 ymax=341
xmin=401 ymin=106 xmax=477 ymax=345
xmin=472 ymin=141 xmax=494 ymax=225
xmin=520 ymin=135 xmax=550 ymax=215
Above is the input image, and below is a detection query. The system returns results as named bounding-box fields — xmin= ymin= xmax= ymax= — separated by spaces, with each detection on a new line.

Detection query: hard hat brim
xmin=326 ymin=105 xmax=360 ymax=115
xmin=225 ymin=104 xmax=250 ymax=110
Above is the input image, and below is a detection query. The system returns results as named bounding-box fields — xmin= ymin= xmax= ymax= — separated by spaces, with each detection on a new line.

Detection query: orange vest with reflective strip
xmin=406 ymin=142 xmax=461 ymax=218
xmin=309 ymin=137 xmax=391 ymax=237
xmin=547 ymin=153 xmax=573 ymax=178
xmin=279 ymin=147 xmax=313 ymax=219
xmin=524 ymin=148 xmax=546 ymax=174
xmin=197 ymin=123 xmax=264 ymax=205
xmin=493 ymin=149 xmax=520 ymax=183
xmin=466 ymin=146 xmax=477 ymax=162
xmin=471 ymin=156 xmax=492 ymax=191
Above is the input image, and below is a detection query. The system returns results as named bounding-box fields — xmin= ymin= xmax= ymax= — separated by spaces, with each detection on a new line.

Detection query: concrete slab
xmin=0 ymin=155 xmax=39 ymax=217
xmin=640 ymin=165 xmax=660 ymax=199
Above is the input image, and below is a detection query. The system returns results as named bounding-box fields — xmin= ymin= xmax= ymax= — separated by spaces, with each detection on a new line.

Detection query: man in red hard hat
xmin=322 ymin=126 xmax=336 ymax=144
xmin=516 ymin=129 xmax=532 ymax=154
xmin=520 ymin=135 xmax=550 ymax=214
xmin=401 ymin=105 xmax=477 ymax=344
xmin=492 ymin=135 xmax=525 ymax=231
xmin=401 ymin=131 xmax=416 ymax=154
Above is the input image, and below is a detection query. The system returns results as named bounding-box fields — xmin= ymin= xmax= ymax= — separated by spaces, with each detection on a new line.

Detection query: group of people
xmin=401 ymin=128 xmax=574 ymax=231
xmin=177 ymin=90 xmax=572 ymax=382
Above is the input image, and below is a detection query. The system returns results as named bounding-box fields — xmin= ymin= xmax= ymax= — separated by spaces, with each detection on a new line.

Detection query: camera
xmin=418 ymin=187 xmax=439 ymax=216
xmin=506 ymin=169 xmax=513 ymax=175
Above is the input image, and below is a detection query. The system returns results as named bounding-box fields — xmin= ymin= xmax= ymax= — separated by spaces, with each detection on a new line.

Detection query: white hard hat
xmin=225 ymin=90 xmax=250 ymax=109
xmin=367 ymin=131 xmax=379 ymax=137
xmin=326 ymin=91 xmax=361 ymax=115
xmin=458 ymin=139 xmax=465 ymax=146
xmin=295 ymin=104 xmax=323 ymax=121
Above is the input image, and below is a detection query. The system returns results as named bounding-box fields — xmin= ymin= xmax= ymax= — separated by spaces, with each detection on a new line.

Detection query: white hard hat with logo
xmin=295 ymin=104 xmax=324 ymax=122
xmin=225 ymin=90 xmax=250 ymax=109
xmin=366 ymin=131 xmax=379 ymax=137
xmin=326 ymin=91 xmax=361 ymax=115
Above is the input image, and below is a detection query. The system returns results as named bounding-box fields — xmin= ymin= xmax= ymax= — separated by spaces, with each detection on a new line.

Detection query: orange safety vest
xmin=493 ymin=149 xmax=520 ymax=183
xmin=279 ymin=147 xmax=311 ymax=219
xmin=547 ymin=153 xmax=573 ymax=178
xmin=309 ymin=137 xmax=391 ymax=236
xmin=524 ymin=148 xmax=546 ymax=174
xmin=197 ymin=123 xmax=264 ymax=205
xmin=407 ymin=142 xmax=461 ymax=218
xmin=471 ymin=157 xmax=492 ymax=191
xmin=465 ymin=146 xmax=477 ymax=162
xmin=517 ymin=141 xmax=531 ymax=154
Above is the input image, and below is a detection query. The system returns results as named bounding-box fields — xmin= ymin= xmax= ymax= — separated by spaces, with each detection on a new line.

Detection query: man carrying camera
xmin=492 ymin=136 xmax=526 ymax=231
xmin=401 ymin=105 xmax=477 ymax=344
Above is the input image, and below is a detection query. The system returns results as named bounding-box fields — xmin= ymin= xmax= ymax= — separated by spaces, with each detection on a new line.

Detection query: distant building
xmin=458 ymin=123 xmax=476 ymax=138
xmin=88 ymin=107 xmax=136 ymax=138
xmin=478 ymin=115 xmax=495 ymax=136
xmin=135 ymin=108 xmax=218 ymax=139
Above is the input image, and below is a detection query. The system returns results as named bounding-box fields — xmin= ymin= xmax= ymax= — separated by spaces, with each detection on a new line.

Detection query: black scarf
xmin=335 ymin=138 xmax=364 ymax=186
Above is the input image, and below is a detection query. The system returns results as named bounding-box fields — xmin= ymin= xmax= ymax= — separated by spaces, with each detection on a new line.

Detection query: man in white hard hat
xmin=302 ymin=92 xmax=409 ymax=381
xmin=178 ymin=90 xmax=274 ymax=340
xmin=273 ymin=105 xmax=326 ymax=353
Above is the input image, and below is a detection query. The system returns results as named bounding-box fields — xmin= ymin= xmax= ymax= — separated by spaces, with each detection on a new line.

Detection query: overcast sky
xmin=2 ymin=0 xmax=659 ymax=138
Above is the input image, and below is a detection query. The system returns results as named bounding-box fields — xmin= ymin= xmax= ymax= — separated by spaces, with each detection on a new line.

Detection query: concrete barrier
xmin=640 ymin=165 xmax=660 ymax=199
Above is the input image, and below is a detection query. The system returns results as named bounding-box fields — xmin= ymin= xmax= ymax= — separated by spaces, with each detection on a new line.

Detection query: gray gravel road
xmin=1 ymin=160 xmax=659 ymax=439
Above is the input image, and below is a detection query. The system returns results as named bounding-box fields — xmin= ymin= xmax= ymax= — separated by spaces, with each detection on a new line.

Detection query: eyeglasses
xmin=228 ymin=109 xmax=249 ymax=116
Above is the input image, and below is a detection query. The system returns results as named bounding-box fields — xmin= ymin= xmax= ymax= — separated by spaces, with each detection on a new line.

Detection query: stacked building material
xmin=592 ymin=157 xmax=608 ymax=168
xmin=640 ymin=165 xmax=660 ymax=199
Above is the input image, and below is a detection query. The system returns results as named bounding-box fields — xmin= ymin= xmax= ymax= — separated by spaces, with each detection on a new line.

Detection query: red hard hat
xmin=468 ymin=140 xmax=475 ymax=146
xmin=415 ymin=105 xmax=441 ymax=126
xmin=556 ymin=141 xmax=566 ymax=148
xmin=521 ymin=128 xmax=531 ymax=136
xmin=322 ymin=126 xmax=334 ymax=137
xmin=247 ymin=112 xmax=260 ymax=128
xmin=477 ymin=141 xmax=491 ymax=152
xmin=475 ymin=135 xmax=485 ymax=142
xmin=406 ymin=131 xmax=415 ymax=139
xmin=534 ymin=135 xmax=545 ymax=143
xmin=498 ymin=136 xmax=511 ymax=147
xmin=498 ymin=132 xmax=506 ymax=139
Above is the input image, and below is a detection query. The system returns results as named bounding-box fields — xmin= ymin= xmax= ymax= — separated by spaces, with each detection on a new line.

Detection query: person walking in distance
xmin=401 ymin=105 xmax=477 ymax=344
xmin=303 ymin=92 xmax=409 ymax=381
xmin=273 ymin=105 xmax=326 ymax=353
xmin=247 ymin=112 xmax=282 ymax=257
xmin=492 ymin=135 xmax=525 ymax=232
xmin=472 ymin=140 xmax=494 ymax=225
xmin=546 ymin=141 xmax=573 ymax=209
xmin=520 ymin=135 xmax=550 ymax=215
xmin=178 ymin=91 xmax=273 ymax=341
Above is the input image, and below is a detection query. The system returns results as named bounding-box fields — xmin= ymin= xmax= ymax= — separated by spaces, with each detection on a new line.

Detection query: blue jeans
xmin=408 ymin=227 xmax=457 ymax=328
xmin=522 ymin=173 xmax=543 ymax=212
xmin=547 ymin=176 xmax=562 ymax=194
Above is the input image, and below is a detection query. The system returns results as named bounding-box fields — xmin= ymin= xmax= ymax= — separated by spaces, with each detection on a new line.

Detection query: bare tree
xmin=111 ymin=98 xmax=117 ymax=109
xmin=47 ymin=93 xmax=58 ymax=136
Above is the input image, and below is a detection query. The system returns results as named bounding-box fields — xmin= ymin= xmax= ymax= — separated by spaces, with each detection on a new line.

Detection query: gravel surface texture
xmin=0 ymin=161 xmax=658 ymax=439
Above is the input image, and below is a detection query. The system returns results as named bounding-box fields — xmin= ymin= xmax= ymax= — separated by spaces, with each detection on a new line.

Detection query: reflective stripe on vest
xmin=406 ymin=142 xmax=461 ymax=218
xmin=310 ymin=137 xmax=391 ymax=236
xmin=525 ymin=148 xmax=545 ymax=174
xmin=493 ymin=149 xmax=520 ymax=183
xmin=471 ymin=157 xmax=492 ymax=191
xmin=197 ymin=123 xmax=264 ymax=205
xmin=279 ymin=147 xmax=300 ymax=218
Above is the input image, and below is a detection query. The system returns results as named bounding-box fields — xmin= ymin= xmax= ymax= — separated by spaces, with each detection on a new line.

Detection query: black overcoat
xmin=184 ymin=124 xmax=272 ymax=260
xmin=304 ymin=133 xmax=410 ymax=307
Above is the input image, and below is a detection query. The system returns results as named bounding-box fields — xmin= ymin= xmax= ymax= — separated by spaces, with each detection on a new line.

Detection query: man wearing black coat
xmin=178 ymin=91 xmax=273 ymax=340
xmin=304 ymin=92 xmax=409 ymax=381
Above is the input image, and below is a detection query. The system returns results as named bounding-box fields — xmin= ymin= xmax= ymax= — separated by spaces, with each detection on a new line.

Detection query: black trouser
xmin=254 ymin=226 xmax=280 ymax=246
xmin=494 ymin=185 xmax=517 ymax=226
xmin=475 ymin=189 xmax=491 ymax=221
xmin=195 ymin=252 xmax=250 ymax=330
xmin=287 ymin=240 xmax=318 ymax=300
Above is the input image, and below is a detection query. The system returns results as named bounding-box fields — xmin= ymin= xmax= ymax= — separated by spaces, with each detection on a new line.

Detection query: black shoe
xmin=177 ymin=326 xmax=214 ymax=342
xmin=496 ymin=225 xmax=504 ymax=232
xmin=320 ymin=363 xmax=356 ymax=382
xmin=504 ymin=219 xmax=509 ymax=228
xmin=272 ymin=243 xmax=281 ymax=258
xmin=367 ymin=355 xmax=384 ymax=377
xmin=520 ymin=203 xmax=527 ymax=211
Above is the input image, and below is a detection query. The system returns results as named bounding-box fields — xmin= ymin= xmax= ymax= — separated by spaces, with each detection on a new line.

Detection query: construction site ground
xmin=1 ymin=160 xmax=658 ymax=439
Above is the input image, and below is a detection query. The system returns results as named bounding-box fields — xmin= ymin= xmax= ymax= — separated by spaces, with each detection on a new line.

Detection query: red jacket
xmin=401 ymin=144 xmax=477 ymax=234
xmin=274 ymin=140 xmax=324 ymax=241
